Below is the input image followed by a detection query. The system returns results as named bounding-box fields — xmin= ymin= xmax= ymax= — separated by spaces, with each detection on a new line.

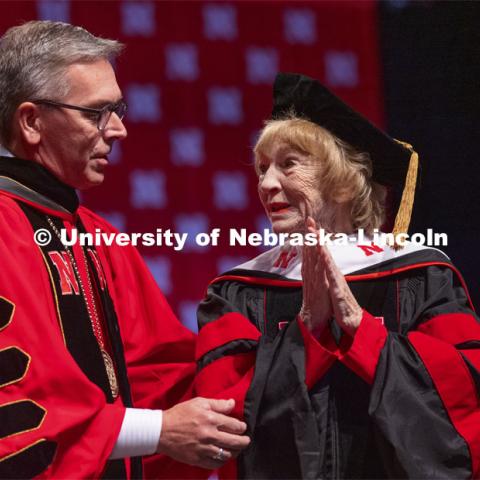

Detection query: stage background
xmin=1 ymin=0 xmax=478 ymax=328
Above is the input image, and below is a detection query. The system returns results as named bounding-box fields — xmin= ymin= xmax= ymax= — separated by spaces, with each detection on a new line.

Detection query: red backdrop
xmin=0 ymin=0 xmax=384 ymax=331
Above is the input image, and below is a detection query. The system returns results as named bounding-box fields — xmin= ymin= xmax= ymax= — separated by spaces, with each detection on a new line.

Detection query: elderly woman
xmin=195 ymin=73 xmax=480 ymax=479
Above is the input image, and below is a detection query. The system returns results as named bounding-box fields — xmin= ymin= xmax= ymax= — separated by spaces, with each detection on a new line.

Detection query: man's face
xmin=37 ymin=59 xmax=127 ymax=190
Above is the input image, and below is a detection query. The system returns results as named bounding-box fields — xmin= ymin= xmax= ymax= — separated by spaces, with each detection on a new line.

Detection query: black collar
xmin=0 ymin=156 xmax=79 ymax=213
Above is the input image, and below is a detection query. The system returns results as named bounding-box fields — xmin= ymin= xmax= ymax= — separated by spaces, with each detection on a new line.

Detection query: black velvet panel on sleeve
xmin=0 ymin=440 xmax=57 ymax=479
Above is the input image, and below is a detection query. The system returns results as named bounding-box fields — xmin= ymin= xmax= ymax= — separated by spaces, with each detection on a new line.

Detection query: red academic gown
xmin=0 ymin=157 xmax=199 ymax=479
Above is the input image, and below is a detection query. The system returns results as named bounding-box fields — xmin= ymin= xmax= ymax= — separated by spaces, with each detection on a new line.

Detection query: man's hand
xmin=157 ymin=397 xmax=250 ymax=469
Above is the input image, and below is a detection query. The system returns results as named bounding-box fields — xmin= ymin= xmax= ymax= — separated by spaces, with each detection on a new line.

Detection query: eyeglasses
xmin=32 ymin=99 xmax=127 ymax=131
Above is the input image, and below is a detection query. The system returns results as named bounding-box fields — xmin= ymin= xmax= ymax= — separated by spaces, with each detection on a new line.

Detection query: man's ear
xmin=15 ymin=102 xmax=42 ymax=146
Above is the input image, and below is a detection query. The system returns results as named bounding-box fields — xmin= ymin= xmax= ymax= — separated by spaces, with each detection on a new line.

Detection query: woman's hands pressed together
xmin=300 ymin=216 xmax=363 ymax=338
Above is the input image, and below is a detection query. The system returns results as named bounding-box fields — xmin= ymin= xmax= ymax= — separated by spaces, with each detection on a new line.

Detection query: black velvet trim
xmin=0 ymin=440 xmax=57 ymax=479
xmin=0 ymin=297 xmax=14 ymax=330
xmin=461 ymin=354 xmax=480 ymax=394
xmin=456 ymin=340 xmax=480 ymax=349
xmin=197 ymin=339 xmax=258 ymax=371
xmin=22 ymin=209 xmax=114 ymax=402
xmin=0 ymin=156 xmax=78 ymax=213
xmin=79 ymin=219 xmax=135 ymax=408
xmin=219 ymin=268 xmax=295 ymax=282
xmin=348 ymin=249 xmax=452 ymax=276
xmin=0 ymin=348 xmax=29 ymax=387
xmin=101 ymin=459 xmax=127 ymax=479
xmin=0 ymin=401 xmax=45 ymax=439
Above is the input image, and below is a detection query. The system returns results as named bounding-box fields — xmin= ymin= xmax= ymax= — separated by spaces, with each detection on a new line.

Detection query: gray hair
xmin=0 ymin=20 xmax=124 ymax=145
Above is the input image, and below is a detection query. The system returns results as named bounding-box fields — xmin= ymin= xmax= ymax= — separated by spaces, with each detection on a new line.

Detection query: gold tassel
xmin=391 ymin=140 xmax=419 ymax=250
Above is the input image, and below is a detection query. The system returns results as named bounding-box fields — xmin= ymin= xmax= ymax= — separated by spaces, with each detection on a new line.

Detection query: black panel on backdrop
xmin=380 ymin=0 xmax=480 ymax=308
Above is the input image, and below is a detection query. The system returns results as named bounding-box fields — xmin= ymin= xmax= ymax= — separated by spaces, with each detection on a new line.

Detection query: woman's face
xmin=256 ymin=142 xmax=328 ymax=234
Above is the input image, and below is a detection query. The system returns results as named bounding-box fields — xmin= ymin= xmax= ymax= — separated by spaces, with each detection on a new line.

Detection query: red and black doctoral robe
xmin=195 ymin=241 xmax=480 ymax=479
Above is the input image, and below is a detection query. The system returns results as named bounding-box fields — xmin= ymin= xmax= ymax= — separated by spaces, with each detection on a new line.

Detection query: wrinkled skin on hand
xmin=300 ymin=216 xmax=363 ymax=338
xmin=157 ymin=397 xmax=250 ymax=470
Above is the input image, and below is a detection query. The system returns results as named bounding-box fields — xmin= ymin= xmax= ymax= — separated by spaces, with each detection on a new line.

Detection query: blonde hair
xmin=254 ymin=116 xmax=386 ymax=234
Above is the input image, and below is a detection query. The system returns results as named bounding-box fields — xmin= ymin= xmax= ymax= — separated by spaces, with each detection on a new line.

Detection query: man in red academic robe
xmin=0 ymin=20 xmax=249 ymax=478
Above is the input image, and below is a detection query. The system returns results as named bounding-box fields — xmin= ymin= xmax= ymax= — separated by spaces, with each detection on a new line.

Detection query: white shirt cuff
xmin=110 ymin=408 xmax=163 ymax=459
